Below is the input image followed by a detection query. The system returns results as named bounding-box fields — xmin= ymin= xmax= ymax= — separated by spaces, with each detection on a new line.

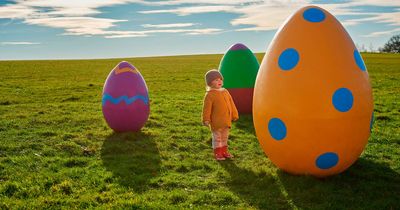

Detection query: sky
xmin=0 ymin=0 xmax=399 ymax=60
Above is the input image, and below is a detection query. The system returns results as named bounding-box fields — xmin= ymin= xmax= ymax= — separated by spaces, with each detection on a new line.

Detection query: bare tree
xmin=369 ymin=43 xmax=374 ymax=52
xmin=360 ymin=44 xmax=366 ymax=52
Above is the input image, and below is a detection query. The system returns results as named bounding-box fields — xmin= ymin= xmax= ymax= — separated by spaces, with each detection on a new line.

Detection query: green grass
xmin=0 ymin=53 xmax=399 ymax=209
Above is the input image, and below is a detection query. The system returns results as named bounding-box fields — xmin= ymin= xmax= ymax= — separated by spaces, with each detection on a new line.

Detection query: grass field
xmin=0 ymin=53 xmax=399 ymax=209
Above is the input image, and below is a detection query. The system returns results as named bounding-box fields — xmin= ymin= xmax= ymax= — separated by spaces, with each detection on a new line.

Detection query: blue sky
xmin=0 ymin=0 xmax=399 ymax=60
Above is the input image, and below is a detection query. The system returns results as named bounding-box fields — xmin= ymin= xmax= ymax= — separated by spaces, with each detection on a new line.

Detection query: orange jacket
xmin=202 ymin=89 xmax=239 ymax=131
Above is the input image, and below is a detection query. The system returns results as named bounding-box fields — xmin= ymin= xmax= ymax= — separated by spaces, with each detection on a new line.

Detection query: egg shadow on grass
xmin=101 ymin=131 xmax=160 ymax=192
xmin=234 ymin=115 xmax=256 ymax=135
xmin=219 ymin=161 xmax=293 ymax=209
xmin=276 ymin=158 xmax=400 ymax=209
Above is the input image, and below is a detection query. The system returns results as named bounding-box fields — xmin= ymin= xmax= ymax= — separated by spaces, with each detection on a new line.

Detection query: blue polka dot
xmin=268 ymin=118 xmax=287 ymax=141
xmin=370 ymin=112 xmax=374 ymax=132
xmin=278 ymin=48 xmax=299 ymax=71
xmin=354 ymin=50 xmax=366 ymax=71
xmin=332 ymin=88 xmax=354 ymax=112
xmin=303 ymin=8 xmax=325 ymax=23
xmin=316 ymin=152 xmax=339 ymax=169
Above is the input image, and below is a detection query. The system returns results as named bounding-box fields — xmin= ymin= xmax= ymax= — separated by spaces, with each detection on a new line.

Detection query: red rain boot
xmin=214 ymin=147 xmax=225 ymax=161
xmin=222 ymin=146 xmax=233 ymax=159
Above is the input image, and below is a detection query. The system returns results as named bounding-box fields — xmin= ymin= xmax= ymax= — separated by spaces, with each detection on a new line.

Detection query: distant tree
xmin=381 ymin=34 xmax=400 ymax=53
xmin=369 ymin=43 xmax=374 ymax=52
xmin=360 ymin=44 xmax=366 ymax=52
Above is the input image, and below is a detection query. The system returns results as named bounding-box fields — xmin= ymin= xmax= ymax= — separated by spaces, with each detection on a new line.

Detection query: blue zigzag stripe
xmin=102 ymin=93 xmax=149 ymax=106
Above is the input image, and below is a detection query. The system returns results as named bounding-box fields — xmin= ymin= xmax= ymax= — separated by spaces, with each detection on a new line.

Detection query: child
xmin=202 ymin=69 xmax=239 ymax=160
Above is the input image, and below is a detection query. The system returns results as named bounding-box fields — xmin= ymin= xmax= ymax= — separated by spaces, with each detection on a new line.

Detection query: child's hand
xmin=203 ymin=121 xmax=210 ymax=126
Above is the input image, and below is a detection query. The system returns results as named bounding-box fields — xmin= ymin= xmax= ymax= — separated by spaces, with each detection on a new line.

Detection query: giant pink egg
xmin=102 ymin=61 xmax=149 ymax=132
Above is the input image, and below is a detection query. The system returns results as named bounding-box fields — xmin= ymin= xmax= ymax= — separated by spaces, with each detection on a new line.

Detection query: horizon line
xmin=0 ymin=51 xmax=387 ymax=62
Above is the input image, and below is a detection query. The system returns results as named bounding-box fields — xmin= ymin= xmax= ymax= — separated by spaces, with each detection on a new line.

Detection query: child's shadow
xmin=234 ymin=115 xmax=255 ymax=135
xmin=101 ymin=131 xmax=161 ymax=192
xmin=221 ymin=158 xmax=400 ymax=209
xmin=219 ymin=161 xmax=293 ymax=209
xmin=277 ymin=158 xmax=400 ymax=209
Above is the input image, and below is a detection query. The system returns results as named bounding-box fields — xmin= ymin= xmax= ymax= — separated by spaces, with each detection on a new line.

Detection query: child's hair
xmin=205 ymin=69 xmax=223 ymax=90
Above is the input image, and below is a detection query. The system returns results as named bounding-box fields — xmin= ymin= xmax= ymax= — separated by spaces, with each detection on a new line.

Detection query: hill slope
xmin=0 ymin=53 xmax=399 ymax=209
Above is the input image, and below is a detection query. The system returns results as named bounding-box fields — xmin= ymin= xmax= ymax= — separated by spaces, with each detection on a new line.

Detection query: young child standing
xmin=202 ymin=69 xmax=239 ymax=160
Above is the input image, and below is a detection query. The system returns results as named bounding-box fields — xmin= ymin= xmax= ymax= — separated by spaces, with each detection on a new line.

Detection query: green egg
xmin=219 ymin=43 xmax=260 ymax=88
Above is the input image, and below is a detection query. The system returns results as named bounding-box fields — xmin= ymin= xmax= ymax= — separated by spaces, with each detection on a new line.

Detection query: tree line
xmin=379 ymin=34 xmax=400 ymax=53
xmin=357 ymin=34 xmax=399 ymax=53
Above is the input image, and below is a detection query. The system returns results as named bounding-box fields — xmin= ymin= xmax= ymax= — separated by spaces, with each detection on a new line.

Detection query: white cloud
xmin=146 ymin=0 xmax=261 ymax=6
xmin=347 ymin=0 xmax=400 ymax=7
xmin=238 ymin=1 xmax=400 ymax=34
xmin=1 ymin=42 xmax=40 ymax=45
xmin=345 ymin=9 xmax=400 ymax=27
xmin=17 ymin=0 xmax=126 ymax=8
xmin=23 ymin=16 xmax=128 ymax=37
xmin=139 ymin=5 xmax=236 ymax=15
xmin=0 ymin=4 xmax=37 ymax=19
xmin=137 ymin=0 xmax=367 ymax=31
xmin=0 ymin=0 xmax=223 ymax=38
xmin=104 ymin=28 xmax=222 ymax=38
xmin=231 ymin=1 xmax=308 ymax=31
xmin=143 ymin=0 xmax=400 ymax=38
xmin=362 ymin=27 xmax=400 ymax=37
xmin=142 ymin=23 xmax=198 ymax=28
xmin=1 ymin=0 xmax=399 ymax=39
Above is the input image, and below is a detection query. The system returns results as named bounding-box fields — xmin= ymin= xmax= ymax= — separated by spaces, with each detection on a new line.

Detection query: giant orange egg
xmin=253 ymin=6 xmax=373 ymax=177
